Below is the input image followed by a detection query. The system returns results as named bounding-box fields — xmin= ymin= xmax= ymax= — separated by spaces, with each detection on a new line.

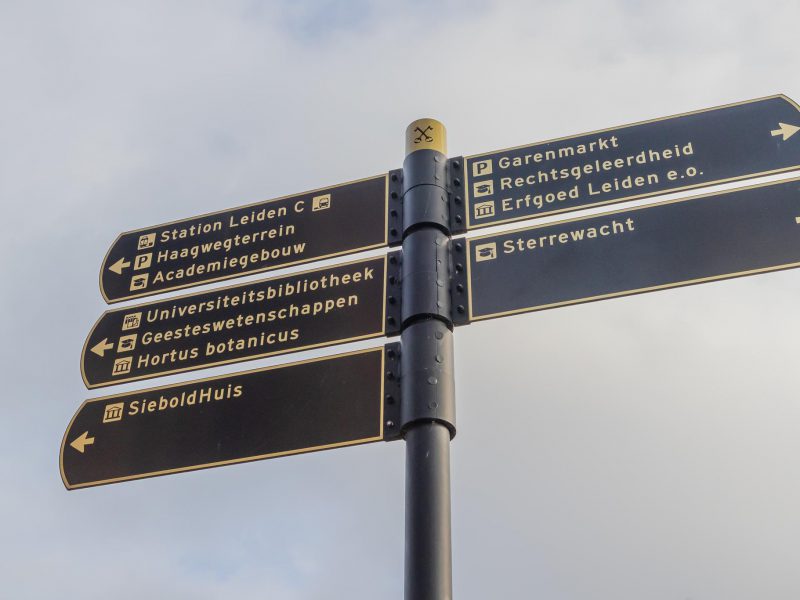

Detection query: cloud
xmin=2 ymin=1 xmax=800 ymax=598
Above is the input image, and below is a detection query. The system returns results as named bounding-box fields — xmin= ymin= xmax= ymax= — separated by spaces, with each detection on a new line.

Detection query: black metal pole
xmin=400 ymin=120 xmax=456 ymax=600
xmin=405 ymin=420 xmax=452 ymax=599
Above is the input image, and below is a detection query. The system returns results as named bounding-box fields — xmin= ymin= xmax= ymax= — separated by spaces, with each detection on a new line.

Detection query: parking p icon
xmin=134 ymin=253 xmax=152 ymax=271
xmin=472 ymin=159 xmax=493 ymax=178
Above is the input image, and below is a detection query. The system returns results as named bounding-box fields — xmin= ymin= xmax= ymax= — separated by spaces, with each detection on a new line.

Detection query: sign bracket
xmin=449 ymin=237 xmax=471 ymax=327
xmin=447 ymin=157 xmax=467 ymax=234
xmin=385 ymin=250 xmax=403 ymax=336
xmin=388 ymin=168 xmax=404 ymax=246
xmin=382 ymin=342 xmax=403 ymax=442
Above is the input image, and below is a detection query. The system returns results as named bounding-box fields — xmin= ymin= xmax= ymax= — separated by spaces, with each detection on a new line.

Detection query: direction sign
xmin=459 ymin=95 xmax=800 ymax=230
xmin=462 ymin=177 xmax=800 ymax=322
xmin=84 ymin=255 xmax=395 ymax=388
xmin=101 ymin=175 xmax=388 ymax=303
xmin=62 ymin=346 xmax=398 ymax=489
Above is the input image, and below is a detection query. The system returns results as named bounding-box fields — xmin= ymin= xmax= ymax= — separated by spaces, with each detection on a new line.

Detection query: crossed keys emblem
xmin=413 ymin=125 xmax=434 ymax=144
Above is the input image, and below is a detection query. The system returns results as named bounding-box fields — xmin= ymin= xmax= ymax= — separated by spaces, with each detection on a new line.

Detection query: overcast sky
xmin=3 ymin=1 xmax=800 ymax=598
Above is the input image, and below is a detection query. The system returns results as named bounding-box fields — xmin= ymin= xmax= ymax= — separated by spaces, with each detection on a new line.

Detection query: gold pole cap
xmin=405 ymin=118 xmax=447 ymax=156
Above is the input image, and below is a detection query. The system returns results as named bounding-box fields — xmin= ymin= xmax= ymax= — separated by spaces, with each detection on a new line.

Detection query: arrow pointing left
xmin=70 ymin=431 xmax=95 ymax=454
xmin=108 ymin=257 xmax=131 ymax=275
xmin=90 ymin=338 xmax=114 ymax=357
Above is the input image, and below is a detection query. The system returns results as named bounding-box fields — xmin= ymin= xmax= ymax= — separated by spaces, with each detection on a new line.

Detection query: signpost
xmin=62 ymin=346 xmax=399 ymax=489
xmin=458 ymin=95 xmax=800 ymax=230
xmin=461 ymin=177 xmax=800 ymax=322
xmin=100 ymin=175 xmax=389 ymax=302
xmin=83 ymin=255 xmax=395 ymax=388
xmin=64 ymin=95 xmax=800 ymax=600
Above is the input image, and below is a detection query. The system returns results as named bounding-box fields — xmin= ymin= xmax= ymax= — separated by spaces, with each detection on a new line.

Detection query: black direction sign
xmin=100 ymin=175 xmax=388 ymax=303
xmin=462 ymin=177 xmax=800 ymax=322
xmin=83 ymin=255 xmax=394 ymax=388
xmin=460 ymin=95 xmax=800 ymax=230
xmin=63 ymin=346 xmax=398 ymax=489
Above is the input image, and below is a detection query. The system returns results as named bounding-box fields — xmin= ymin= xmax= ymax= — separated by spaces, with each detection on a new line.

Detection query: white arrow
xmin=70 ymin=431 xmax=95 ymax=454
xmin=90 ymin=338 xmax=114 ymax=357
xmin=108 ymin=257 xmax=131 ymax=275
xmin=771 ymin=122 xmax=800 ymax=141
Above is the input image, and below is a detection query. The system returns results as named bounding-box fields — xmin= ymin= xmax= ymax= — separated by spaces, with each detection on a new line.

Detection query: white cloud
xmin=2 ymin=1 xmax=800 ymax=598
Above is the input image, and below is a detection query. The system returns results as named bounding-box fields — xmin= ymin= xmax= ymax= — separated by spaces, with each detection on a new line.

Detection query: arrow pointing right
xmin=108 ymin=257 xmax=131 ymax=275
xmin=90 ymin=338 xmax=115 ymax=357
xmin=70 ymin=431 xmax=95 ymax=454
xmin=771 ymin=122 xmax=800 ymax=141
